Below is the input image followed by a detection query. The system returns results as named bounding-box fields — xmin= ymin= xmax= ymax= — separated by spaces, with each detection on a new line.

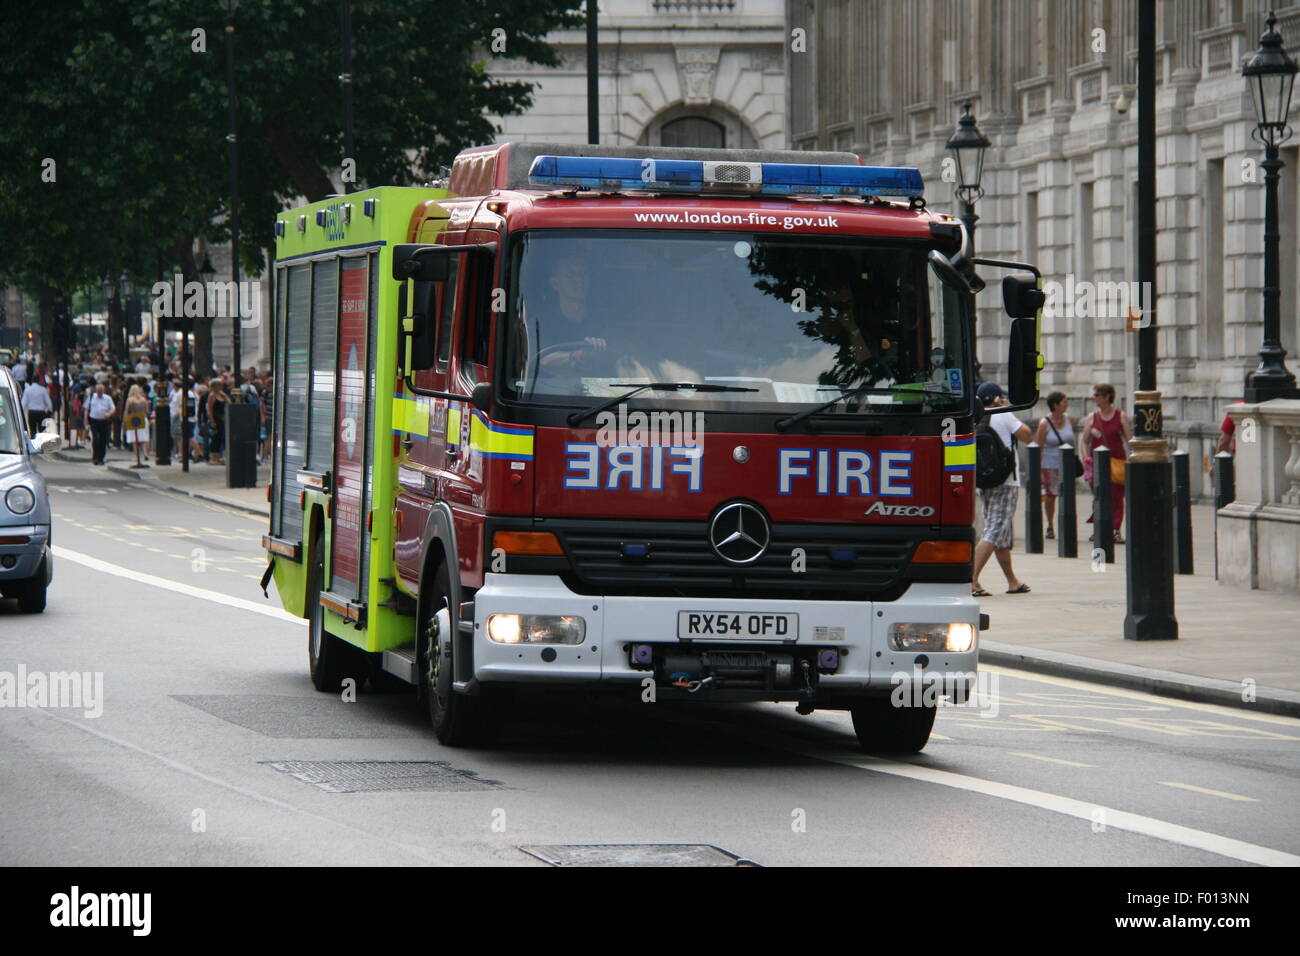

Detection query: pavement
xmin=52 ymin=441 xmax=270 ymax=517
xmin=45 ymin=444 xmax=1300 ymax=717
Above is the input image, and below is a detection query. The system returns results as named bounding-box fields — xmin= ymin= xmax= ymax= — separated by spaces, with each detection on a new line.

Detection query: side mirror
xmin=927 ymin=250 xmax=972 ymax=293
xmin=31 ymin=432 xmax=62 ymax=455
xmin=469 ymin=381 xmax=492 ymax=412
xmin=1006 ymin=317 xmax=1040 ymax=407
xmin=402 ymin=281 xmax=438 ymax=372
xmin=1002 ymin=274 xmax=1044 ymax=318
xmin=392 ymin=244 xmax=450 ymax=282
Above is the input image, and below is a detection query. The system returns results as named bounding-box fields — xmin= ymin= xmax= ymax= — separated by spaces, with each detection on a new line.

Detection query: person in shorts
xmin=972 ymin=381 xmax=1033 ymax=597
xmin=1033 ymin=391 xmax=1077 ymax=540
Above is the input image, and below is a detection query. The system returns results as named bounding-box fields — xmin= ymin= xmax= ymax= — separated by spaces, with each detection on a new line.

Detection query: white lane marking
xmin=52 ymin=545 xmax=301 ymax=625
xmin=1008 ymin=751 xmax=1095 ymax=768
xmin=32 ymin=707 xmax=439 ymax=864
xmin=1159 ymin=781 xmax=1259 ymax=803
xmin=984 ymin=664 xmax=1300 ymax=728
xmin=819 ymin=751 xmax=1297 ymax=866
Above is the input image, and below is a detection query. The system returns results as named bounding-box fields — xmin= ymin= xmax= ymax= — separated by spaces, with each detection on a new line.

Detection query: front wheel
xmin=15 ymin=561 xmax=47 ymax=614
xmin=419 ymin=566 xmax=503 ymax=746
xmin=849 ymin=698 xmax=936 ymax=755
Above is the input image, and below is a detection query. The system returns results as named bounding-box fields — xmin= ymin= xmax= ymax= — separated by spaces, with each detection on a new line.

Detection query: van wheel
xmin=419 ymin=565 xmax=502 ymax=746
xmin=849 ymin=698 xmax=936 ymax=754
xmin=306 ymin=534 xmax=366 ymax=693
xmin=15 ymin=562 xmax=47 ymax=614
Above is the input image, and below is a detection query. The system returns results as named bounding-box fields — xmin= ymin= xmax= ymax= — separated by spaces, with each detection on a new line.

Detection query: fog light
xmin=486 ymin=613 xmax=585 ymax=645
xmin=1 ymin=555 xmax=15 ymax=569
xmin=888 ymin=622 xmax=976 ymax=652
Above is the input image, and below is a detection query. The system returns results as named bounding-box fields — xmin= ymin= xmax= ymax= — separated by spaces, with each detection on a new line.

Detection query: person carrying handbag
xmin=1033 ymin=391 xmax=1078 ymax=540
xmin=1079 ymin=382 xmax=1132 ymax=543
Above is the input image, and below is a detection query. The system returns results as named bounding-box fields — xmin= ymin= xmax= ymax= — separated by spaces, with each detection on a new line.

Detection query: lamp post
xmin=220 ymin=0 xmax=242 ymax=391
xmin=100 ymin=272 xmax=116 ymax=366
xmin=119 ymin=269 xmax=133 ymax=361
xmin=340 ymin=0 xmax=354 ymax=190
xmin=946 ymin=100 xmax=990 ymax=381
xmin=1243 ymin=10 xmax=1300 ymax=403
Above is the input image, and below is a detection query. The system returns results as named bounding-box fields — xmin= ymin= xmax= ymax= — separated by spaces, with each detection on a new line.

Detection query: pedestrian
xmin=194 ymin=380 xmax=210 ymax=461
xmin=123 ymin=384 xmax=151 ymax=467
xmin=1033 ymin=391 xmax=1077 ymax=540
xmin=207 ymin=379 xmax=228 ymax=465
xmin=1079 ymin=383 xmax=1132 ymax=544
xmin=1215 ymin=399 xmax=1244 ymax=454
xmin=972 ymin=381 xmax=1033 ymax=597
xmin=86 ymin=383 xmax=115 ymax=465
xmin=69 ymin=389 xmax=86 ymax=449
xmin=109 ymin=378 xmax=125 ymax=449
xmin=19 ymin=375 xmax=53 ymax=435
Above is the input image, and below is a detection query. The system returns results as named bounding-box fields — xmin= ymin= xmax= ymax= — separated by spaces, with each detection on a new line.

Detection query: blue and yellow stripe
xmin=943 ymin=436 xmax=975 ymax=471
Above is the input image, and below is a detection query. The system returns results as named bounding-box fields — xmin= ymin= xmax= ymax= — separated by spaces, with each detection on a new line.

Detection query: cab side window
xmin=460 ymin=253 xmax=494 ymax=384
xmin=436 ymin=256 xmax=460 ymax=369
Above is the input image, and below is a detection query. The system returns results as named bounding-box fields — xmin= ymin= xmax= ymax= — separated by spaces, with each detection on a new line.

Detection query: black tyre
xmin=850 ymin=697 xmax=937 ymax=754
xmin=419 ymin=564 xmax=502 ymax=746
xmin=15 ymin=561 xmax=47 ymax=614
xmin=306 ymin=534 xmax=367 ymax=693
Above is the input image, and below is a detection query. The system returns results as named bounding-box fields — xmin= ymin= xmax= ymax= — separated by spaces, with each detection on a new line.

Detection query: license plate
xmin=677 ymin=611 xmax=798 ymax=640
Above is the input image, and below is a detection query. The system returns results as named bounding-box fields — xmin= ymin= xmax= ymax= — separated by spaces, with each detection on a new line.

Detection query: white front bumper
xmin=471 ymin=573 xmax=978 ymax=691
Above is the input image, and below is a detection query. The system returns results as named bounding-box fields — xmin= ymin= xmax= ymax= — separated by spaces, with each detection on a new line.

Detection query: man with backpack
xmin=972 ymin=381 xmax=1033 ymax=597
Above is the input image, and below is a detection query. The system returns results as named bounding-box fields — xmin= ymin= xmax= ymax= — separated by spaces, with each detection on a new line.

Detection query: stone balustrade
xmin=1217 ymin=399 xmax=1300 ymax=593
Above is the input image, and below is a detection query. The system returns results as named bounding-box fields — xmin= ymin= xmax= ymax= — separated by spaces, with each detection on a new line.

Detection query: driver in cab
xmin=538 ymin=257 xmax=609 ymax=371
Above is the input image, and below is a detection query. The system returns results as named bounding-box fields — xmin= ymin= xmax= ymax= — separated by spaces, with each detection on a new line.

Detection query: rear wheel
xmin=15 ymin=561 xmax=47 ymax=614
xmin=849 ymin=697 xmax=936 ymax=754
xmin=306 ymin=534 xmax=367 ymax=693
xmin=419 ymin=564 xmax=502 ymax=746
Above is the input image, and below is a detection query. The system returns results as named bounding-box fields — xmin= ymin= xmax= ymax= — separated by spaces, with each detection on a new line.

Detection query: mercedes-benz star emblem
xmin=709 ymin=502 xmax=771 ymax=565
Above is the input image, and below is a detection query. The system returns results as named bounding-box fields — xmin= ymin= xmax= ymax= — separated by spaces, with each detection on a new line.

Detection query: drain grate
xmin=518 ymin=844 xmax=758 ymax=867
xmin=263 ymin=760 xmax=504 ymax=793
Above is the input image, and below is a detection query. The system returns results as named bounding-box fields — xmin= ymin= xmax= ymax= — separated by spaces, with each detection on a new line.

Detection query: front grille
xmin=556 ymin=520 xmax=919 ymax=599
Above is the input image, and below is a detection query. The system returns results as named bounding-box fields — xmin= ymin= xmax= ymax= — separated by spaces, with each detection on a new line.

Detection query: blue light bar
xmin=528 ymin=155 xmax=924 ymax=199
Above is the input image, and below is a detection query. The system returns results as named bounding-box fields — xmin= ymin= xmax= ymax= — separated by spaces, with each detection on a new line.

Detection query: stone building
xmin=786 ymin=0 xmax=1300 ymax=495
xmin=486 ymin=0 xmax=787 ymax=150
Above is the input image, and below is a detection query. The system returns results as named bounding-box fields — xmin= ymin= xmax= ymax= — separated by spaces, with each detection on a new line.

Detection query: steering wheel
xmin=537 ymin=340 xmax=600 ymax=362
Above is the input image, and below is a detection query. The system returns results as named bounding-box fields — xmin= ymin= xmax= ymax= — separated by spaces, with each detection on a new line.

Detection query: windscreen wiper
xmin=567 ymin=381 xmax=758 ymax=427
xmin=775 ymin=385 xmax=955 ymax=431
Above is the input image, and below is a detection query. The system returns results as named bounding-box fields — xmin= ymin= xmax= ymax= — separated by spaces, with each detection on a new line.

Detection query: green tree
xmin=0 ymin=0 xmax=582 ymax=372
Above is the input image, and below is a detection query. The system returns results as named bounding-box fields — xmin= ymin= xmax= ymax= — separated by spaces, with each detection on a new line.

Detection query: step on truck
xmin=262 ymin=142 xmax=1043 ymax=753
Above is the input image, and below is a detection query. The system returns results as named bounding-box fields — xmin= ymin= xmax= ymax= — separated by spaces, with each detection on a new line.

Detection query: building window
xmin=660 ymin=116 xmax=725 ymax=148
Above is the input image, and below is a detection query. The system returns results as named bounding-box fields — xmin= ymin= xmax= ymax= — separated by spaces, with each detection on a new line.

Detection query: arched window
xmin=659 ymin=116 xmax=726 ymax=148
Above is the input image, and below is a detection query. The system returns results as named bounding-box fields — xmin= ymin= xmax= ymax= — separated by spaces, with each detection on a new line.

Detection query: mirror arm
xmin=972 ymin=256 xmax=1041 ymax=280
xmin=401 ymin=375 xmax=489 ymax=412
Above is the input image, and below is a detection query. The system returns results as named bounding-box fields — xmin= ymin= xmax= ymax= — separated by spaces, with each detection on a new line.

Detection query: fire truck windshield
xmin=503 ymin=229 xmax=970 ymax=417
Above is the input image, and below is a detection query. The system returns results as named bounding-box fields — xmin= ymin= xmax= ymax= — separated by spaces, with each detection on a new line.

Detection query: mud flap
xmin=259 ymin=561 xmax=275 ymax=598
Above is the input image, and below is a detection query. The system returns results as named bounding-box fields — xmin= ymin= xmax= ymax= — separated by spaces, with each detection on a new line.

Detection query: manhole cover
xmin=263 ymin=760 xmax=503 ymax=793
xmin=518 ymin=844 xmax=757 ymax=867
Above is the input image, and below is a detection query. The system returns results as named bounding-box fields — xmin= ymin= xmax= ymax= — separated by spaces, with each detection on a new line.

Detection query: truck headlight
xmin=889 ymin=622 xmax=975 ymax=653
xmin=486 ymin=613 xmax=586 ymax=645
xmin=5 ymin=486 xmax=35 ymax=515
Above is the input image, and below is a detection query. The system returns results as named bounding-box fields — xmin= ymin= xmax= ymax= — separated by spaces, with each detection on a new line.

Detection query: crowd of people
xmin=4 ymin=344 xmax=274 ymax=468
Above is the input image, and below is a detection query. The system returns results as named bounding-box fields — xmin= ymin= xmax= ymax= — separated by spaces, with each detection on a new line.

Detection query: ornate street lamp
xmin=1243 ymin=10 xmax=1300 ymax=402
xmin=119 ymin=270 xmax=133 ymax=358
xmin=945 ymin=100 xmax=991 ymax=241
xmin=946 ymin=100 xmax=990 ymax=382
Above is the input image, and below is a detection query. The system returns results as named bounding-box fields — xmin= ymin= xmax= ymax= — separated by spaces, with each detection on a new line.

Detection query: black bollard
xmin=1058 ymin=443 xmax=1078 ymax=558
xmin=1172 ymin=449 xmax=1193 ymax=575
xmin=1213 ymin=451 xmax=1235 ymax=509
xmin=155 ymin=394 xmax=172 ymax=466
xmin=1094 ymin=445 xmax=1114 ymax=563
xmin=1025 ymin=442 xmax=1043 ymax=554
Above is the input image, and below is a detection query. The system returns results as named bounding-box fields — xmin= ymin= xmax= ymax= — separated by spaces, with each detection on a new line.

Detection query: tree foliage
xmin=0 ymin=0 xmax=581 ymax=366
